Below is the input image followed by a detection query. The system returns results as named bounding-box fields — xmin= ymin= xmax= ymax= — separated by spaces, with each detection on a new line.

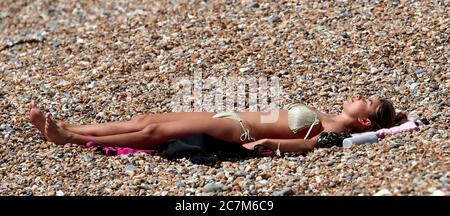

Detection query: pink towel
xmin=84 ymin=136 xmax=158 ymax=156
xmin=343 ymin=118 xmax=424 ymax=147
xmin=86 ymin=141 xmax=158 ymax=156
xmin=375 ymin=120 xmax=423 ymax=138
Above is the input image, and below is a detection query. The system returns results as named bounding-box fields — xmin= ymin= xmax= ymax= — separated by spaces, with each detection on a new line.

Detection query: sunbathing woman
xmin=29 ymin=95 xmax=400 ymax=153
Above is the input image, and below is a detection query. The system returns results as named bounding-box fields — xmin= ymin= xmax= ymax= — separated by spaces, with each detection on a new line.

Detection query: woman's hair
xmin=368 ymin=99 xmax=407 ymax=131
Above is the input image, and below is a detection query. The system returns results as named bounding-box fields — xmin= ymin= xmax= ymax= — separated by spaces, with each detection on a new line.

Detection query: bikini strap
xmin=304 ymin=116 xmax=319 ymax=139
xmin=238 ymin=120 xmax=256 ymax=142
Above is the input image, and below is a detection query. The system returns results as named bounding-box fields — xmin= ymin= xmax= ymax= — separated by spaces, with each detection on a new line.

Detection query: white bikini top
xmin=284 ymin=102 xmax=320 ymax=139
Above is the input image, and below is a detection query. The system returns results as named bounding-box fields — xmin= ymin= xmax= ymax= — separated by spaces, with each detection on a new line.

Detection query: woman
xmin=29 ymin=95 xmax=400 ymax=153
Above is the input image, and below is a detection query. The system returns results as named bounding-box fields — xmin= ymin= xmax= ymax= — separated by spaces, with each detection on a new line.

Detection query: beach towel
xmin=85 ymin=133 xmax=275 ymax=165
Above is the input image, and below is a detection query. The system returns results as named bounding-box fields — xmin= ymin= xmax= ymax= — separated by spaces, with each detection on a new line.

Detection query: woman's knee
xmin=131 ymin=114 xmax=151 ymax=124
xmin=141 ymin=124 xmax=161 ymax=139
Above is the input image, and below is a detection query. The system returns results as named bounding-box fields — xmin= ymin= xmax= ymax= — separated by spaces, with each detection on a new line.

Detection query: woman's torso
xmin=237 ymin=104 xmax=341 ymax=140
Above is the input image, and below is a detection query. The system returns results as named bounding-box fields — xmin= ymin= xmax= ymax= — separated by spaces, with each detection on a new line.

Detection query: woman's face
xmin=343 ymin=95 xmax=381 ymax=118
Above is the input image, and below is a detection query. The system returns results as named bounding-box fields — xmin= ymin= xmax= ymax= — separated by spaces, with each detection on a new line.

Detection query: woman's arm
xmin=243 ymin=135 xmax=319 ymax=153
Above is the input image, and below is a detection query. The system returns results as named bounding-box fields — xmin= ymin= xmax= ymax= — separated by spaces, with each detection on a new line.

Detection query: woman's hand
xmin=243 ymin=138 xmax=269 ymax=150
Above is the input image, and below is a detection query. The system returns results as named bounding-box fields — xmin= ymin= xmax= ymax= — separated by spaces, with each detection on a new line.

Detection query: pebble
xmin=175 ymin=181 xmax=185 ymax=188
xmin=249 ymin=185 xmax=257 ymax=195
xmin=389 ymin=142 xmax=403 ymax=149
xmin=431 ymin=190 xmax=445 ymax=196
xmin=49 ymin=21 xmax=59 ymax=32
xmin=124 ymin=165 xmax=137 ymax=173
xmin=56 ymin=190 xmax=65 ymax=196
xmin=273 ymin=187 xmax=293 ymax=196
xmin=258 ymin=180 xmax=269 ymax=186
xmin=1 ymin=0 xmax=447 ymax=196
xmin=413 ymin=68 xmax=423 ymax=75
xmin=409 ymin=83 xmax=419 ymax=91
xmin=96 ymin=112 xmax=106 ymax=118
xmin=269 ymin=15 xmax=281 ymax=24
xmin=83 ymin=155 xmax=93 ymax=162
xmin=374 ymin=189 xmax=392 ymax=196
xmin=258 ymin=163 xmax=271 ymax=171
xmin=0 ymin=124 xmax=13 ymax=132
xmin=245 ymin=2 xmax=259 ymax=10
xmin=204 ymin=183 xmax=223 ymax=192
xmin=139 ymin=184 xmax=152 ymax=190
xmin=239 ymin=67 xmax=252 ymax=73
xmin=327 ymin=159 xmax=336 ymax=166
xmin=47 ymin=190 xmax=56 ymax=196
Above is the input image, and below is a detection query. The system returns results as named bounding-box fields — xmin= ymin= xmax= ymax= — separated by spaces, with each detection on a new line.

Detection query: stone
xmin=239 ymin=67 xmax=252 ymax=73
xmin=273 ymin=187 xmax=293 ymax=196
xmin=56 ymin=190 xmax=65 ymax=196
xmin=374 ymin=189 xmax=392 ymax=196
xmin=204 ymin=183 xmax=223 ymax=192
xmin=409 ymin=83 xmax=419 ymax=91
xmin=245 ymin=2 xmax=259 ymax=10
xmin=124 ymin=165 xmax=137 ymax=173
xmin=327 ymin=159 xmax=336 ymax=166
xmin=258 ymin=180 xmax=269 ymax=186
xmin=83 ymin=155 xmax=93 ymax=162
xmin=258 ymin=163 xmax=271 ymax=171
xmin=431 ymin=190 xmax=445 ymax=196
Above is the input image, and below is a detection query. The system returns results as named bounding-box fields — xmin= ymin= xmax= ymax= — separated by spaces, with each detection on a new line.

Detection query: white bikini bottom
xmin=212 ymin=112 xmax=256 ymax=142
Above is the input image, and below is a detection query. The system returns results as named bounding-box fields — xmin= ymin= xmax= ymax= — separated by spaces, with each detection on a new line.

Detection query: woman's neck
xmin=327 ymin=113 xmax=356 ymax=132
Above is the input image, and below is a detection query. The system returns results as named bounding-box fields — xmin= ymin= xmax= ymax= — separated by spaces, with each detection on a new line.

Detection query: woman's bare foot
xmin=29 ymin=100 xmax=46 ymax=134
xmin=29 ymin=100 xmax=72 ymax=135
xmin=56 ymin=120 xmax=70 ymax=129
xmin=44 ymin=113 xmax=72 ymax=145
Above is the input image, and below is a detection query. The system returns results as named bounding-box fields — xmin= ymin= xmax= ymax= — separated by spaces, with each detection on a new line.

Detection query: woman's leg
xmin=30 ymin=100 xmax=213 ymax=136
xmin=44 ymin=112 xmax=245 ymax=148
xmin=59 ymin=112 xmax=214 ymax=136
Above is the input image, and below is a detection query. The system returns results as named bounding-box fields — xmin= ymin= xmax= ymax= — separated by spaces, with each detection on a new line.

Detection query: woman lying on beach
xmin=29 ymin=95 xmax=402 ymax=153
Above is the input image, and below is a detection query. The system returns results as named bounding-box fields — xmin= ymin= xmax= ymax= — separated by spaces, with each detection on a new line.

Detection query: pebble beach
xmin=0 ymin=0 xmax=449 ymax=196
